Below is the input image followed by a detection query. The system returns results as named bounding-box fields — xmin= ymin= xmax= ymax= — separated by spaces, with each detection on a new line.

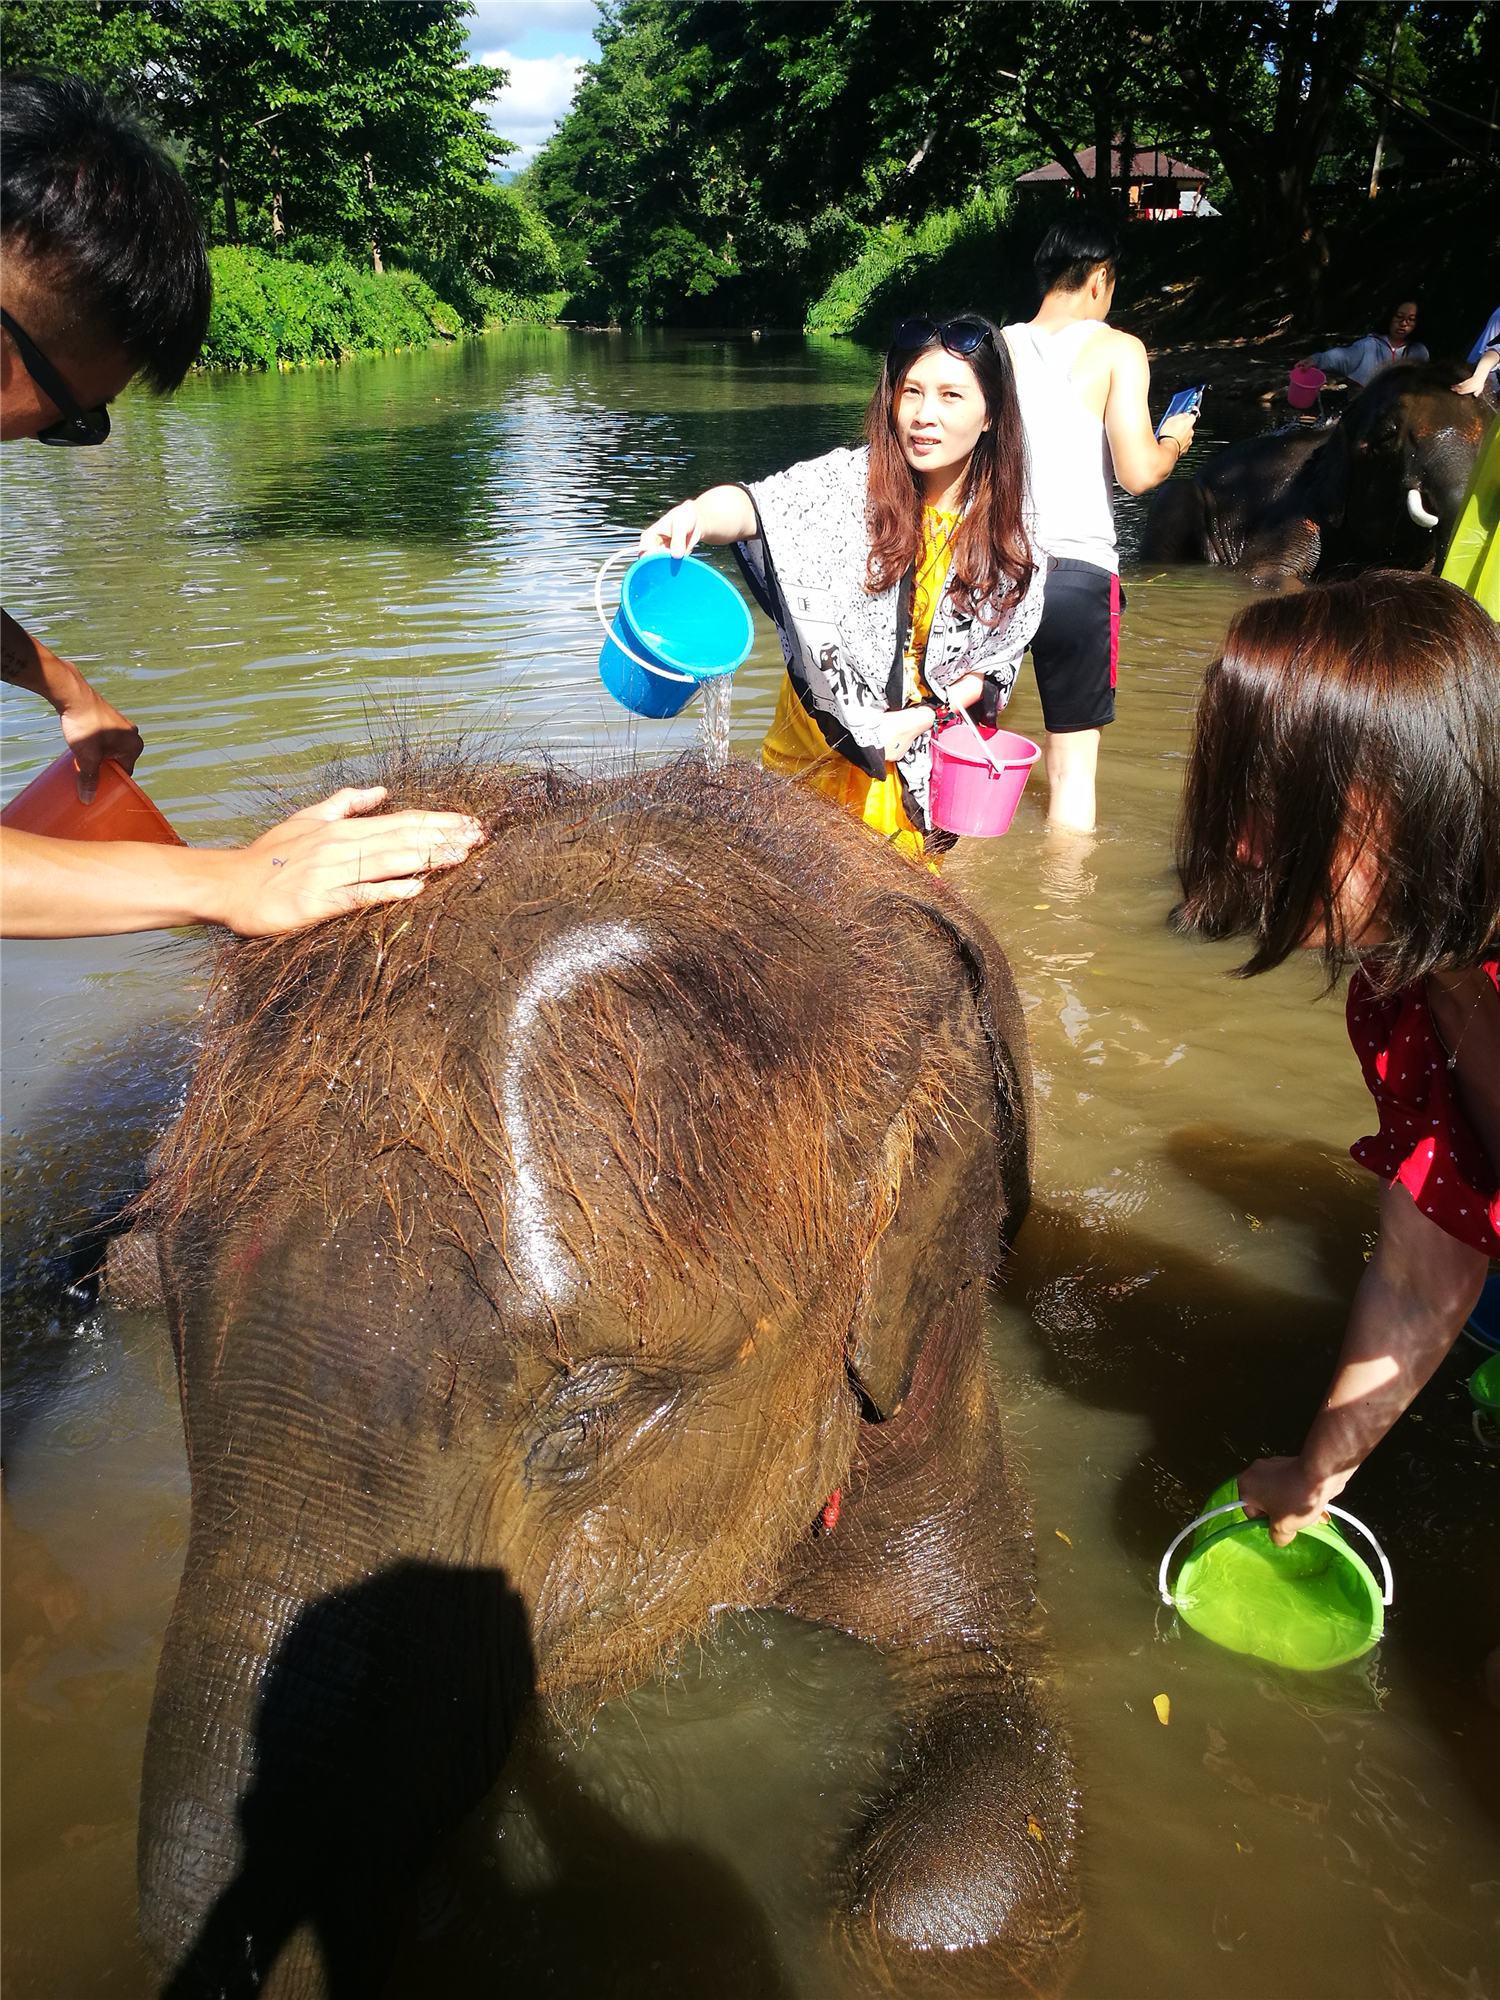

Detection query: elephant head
xmin=136 ymin=755 xmax=1048 ymax=1996
xmin=1311 ymin=361 xmax=1492 ymax=571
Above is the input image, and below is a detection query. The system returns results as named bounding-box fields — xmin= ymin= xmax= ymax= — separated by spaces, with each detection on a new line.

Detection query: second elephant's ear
xmin=844 ymin=893 xmax=1030 ymax=1420
xmin=1302 ymin=427 xmax=1350 ymax=528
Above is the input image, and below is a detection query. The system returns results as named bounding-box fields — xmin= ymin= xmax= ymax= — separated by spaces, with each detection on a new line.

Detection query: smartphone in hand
xmin=1157 ymin=385 xmax=1206 ymax=438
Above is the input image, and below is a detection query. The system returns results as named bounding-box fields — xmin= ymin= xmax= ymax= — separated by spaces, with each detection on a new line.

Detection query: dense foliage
xmin=1 ymin=0 xmax=565 ymax=360
xmin=527 ymin=0 xmax=1498 ymax=329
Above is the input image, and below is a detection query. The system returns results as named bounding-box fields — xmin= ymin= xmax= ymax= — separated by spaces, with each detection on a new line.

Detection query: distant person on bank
xmin=637 ymin=314 xmax=1043 ymax=865
xmin=1301 ymin=299 xmax=1428 ymax=391
xmin=1453 ymin=304 xmax=1499 ymax=397
xmin=1003 ymin=218 xmax=1197 ymax=832
xmin=0 ymin=73 xmax=482 ymax=937
xmin=1175 ymin=575 xmax=1498 ymax=1550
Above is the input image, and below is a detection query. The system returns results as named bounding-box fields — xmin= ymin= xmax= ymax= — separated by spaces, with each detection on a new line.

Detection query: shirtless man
xmin=1004 ymin=218 xmax=1195 ymax=830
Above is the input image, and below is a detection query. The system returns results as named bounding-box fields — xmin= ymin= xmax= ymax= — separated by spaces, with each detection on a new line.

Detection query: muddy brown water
xmin=2 ymin=331 xmax=1496 ymax=1998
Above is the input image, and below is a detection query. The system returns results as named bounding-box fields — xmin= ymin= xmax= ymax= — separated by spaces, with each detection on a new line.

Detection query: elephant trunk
xmin=138 ymin=1493 xmax=534 ymax=1997
xmin=1406 ymin=484 xmax=1441 ymax=529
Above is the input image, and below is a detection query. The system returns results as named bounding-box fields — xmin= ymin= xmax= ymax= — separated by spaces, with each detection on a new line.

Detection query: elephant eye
xmin=524 ymin=1358 xmax=684 ymax=1486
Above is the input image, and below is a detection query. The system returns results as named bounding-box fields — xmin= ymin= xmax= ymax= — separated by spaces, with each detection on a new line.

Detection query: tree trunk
xmin=365 ymin=150 xmax=383 ymax=274
xmin=1368 ymin=3 xmax=1408 ymax=199
xmin=1117 ymin=113 xmax=1135 ymax=216
xmin=211 ymin=106 xmax=239 ymax=246
xmin=269 ymin=141 xmax=285 ymax=247
xmin=1091 ymin=78 xmax=1113 ymax=213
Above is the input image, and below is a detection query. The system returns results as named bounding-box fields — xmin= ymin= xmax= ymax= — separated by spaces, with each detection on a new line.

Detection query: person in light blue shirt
xmin=1454 ymin=306 xmax=1500 ymax=396
xmin=1301 ymin=299 xmax=1428 ymax=388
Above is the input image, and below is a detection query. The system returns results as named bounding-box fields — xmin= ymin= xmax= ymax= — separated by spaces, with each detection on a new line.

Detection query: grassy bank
xmin=201 ymin=247 xmax=562 ymax=370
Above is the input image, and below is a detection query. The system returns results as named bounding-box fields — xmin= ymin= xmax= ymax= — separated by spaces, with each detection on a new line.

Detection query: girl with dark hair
xmin=637 ymin=314 xmax=1042 ymax=861
xmin=1175 ymin=572 xmax=1499 ymax=1548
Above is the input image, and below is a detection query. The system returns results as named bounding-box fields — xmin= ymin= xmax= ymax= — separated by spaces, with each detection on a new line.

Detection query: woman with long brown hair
xmin=638 ymin=314 xmax=1043 ymax=861
xmin=1174 ymin=573 xmax=1499 ymax=1576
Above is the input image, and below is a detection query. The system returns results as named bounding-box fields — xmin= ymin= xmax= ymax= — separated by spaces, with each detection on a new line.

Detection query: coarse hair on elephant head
xmin=137 ymin=750 xmax=1061 ymax=1998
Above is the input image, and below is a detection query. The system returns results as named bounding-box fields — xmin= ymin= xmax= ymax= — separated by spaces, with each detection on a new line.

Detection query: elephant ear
xmin=845 ymin=891 xmax=1032 ymax=1420
xmin=1298 ymin=427 xmax=1350 ymax=529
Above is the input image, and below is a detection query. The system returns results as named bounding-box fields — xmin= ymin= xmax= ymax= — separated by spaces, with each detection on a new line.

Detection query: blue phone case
xmin=1158 ymin=386 xmax=1205 ymax=436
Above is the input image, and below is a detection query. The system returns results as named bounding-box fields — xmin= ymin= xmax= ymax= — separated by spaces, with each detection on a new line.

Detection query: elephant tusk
xmin=1406 ymin=486 xmax=1440 ymax=528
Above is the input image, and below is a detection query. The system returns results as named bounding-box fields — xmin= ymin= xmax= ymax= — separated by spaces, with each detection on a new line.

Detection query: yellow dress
xmin=1441 ymin=415 xmax=1499 ymax=619
xmin=761 ymin=508 xmax=959 ymax=862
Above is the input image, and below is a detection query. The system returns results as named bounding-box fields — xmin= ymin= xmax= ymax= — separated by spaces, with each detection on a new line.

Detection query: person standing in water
xmin=637 ymin=314 xmax=1042 ymax=864
xmin=1 ymin=73 xmax=484 ymax=935
xmin=1004 ymin=219 xmax=1197 ymax=831
xmin=1174 ymin=577 xmax=1498 ymax=1610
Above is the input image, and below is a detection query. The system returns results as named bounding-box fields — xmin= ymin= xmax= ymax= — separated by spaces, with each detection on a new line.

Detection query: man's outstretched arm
xmin=0 ymin=787 xmax=484 ymax=938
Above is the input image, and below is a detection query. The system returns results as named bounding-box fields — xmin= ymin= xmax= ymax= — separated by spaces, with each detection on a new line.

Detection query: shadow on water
xmin=158 ymin=1559 xmax=787 ymax=1999
xmin=2 ymin=1009 xmax=197 ymax=1448
xmin=387 ymin=1733 xmax=795 ymax=1999
xmin=1014 ymin=1127 xmax=1500 ymax=1830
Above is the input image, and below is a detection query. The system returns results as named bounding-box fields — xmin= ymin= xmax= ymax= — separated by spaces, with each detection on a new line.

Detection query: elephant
xmin=134 ymin=752 xmax=1078 ymax=1998
xmin=1141 ymin=362 xmax=1493 ymax=585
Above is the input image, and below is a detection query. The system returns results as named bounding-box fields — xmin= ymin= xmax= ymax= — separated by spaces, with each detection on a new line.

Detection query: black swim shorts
xmin=1028 ymin=556 xmax=1125 ymax=734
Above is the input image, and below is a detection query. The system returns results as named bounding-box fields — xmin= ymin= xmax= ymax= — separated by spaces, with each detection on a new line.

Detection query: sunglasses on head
xmin=1 ymin=308 xmax=112 ymax=445
xmin=890 ymin=316 xmax=993 ymax=359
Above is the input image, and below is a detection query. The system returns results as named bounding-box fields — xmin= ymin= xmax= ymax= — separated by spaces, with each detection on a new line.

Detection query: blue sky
xmin=466 ymin=2 xmax=601 ymax=166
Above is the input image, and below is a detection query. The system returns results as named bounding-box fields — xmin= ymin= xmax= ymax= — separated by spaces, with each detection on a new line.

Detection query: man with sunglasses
xmin=0 ymin=69 xmax=214 ymax=802
xmin=1004 ymin=218 xmax=1197 ymax=831
xmin=2 ymin=73 xmax=487 ymax=938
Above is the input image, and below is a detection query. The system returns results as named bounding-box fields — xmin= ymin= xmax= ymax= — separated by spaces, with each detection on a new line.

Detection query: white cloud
xmin=480 ymin=48 xmax=585 ymax=165
xmin=467 ymin=3 xmax=598 ymax=52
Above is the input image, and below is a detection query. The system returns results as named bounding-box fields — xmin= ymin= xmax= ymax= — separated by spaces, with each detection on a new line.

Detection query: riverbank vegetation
xmin=527 ymin=0 xmax=1496 ymax=351
xmin=1 ymin=0 xmax=566 ymax=364
xmin=3 ymin=2 xmax=1492 ymax=362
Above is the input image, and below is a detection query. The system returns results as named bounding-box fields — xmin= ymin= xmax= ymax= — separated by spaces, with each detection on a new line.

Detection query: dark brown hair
xmin=863 ymin=312 xmax=1033 ymax=623
xmin=1174 ymin=572 xmax=1500 ymax=991
xmin=1 ymin=72 xmax=211 ymax=390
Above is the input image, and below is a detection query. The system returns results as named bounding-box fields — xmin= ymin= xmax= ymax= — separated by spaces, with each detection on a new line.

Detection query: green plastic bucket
xmin=1470 ymin=1352 xmax=1500 ymax=1418
xmin=1158 ymin=1479 xmax=1392 ymax=1672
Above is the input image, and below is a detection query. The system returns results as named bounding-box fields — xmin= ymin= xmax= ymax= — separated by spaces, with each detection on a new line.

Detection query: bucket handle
xmin=1157 ymin=1501 xmax=1394 ymax=1608
xmin=594 ymin=548 xmax=697 ymax=687
xmin=949 ymin=694 xmax=1011 ymax=778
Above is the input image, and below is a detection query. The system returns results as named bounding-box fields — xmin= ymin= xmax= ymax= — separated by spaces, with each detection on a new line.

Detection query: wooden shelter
xmin=1016 ymin=143 xmax=1212 ymax=218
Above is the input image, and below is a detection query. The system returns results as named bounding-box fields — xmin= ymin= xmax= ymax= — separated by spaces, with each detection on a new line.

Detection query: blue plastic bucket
xmin=595 ymin=550 xmax=755 ymax=719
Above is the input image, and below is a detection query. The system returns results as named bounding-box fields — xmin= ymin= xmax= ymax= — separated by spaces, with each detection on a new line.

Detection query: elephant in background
xmin=1142 ymin=362 xmax=1492 ymax=585
xmin=135 ymin=753 xmax=1077 ymax=1997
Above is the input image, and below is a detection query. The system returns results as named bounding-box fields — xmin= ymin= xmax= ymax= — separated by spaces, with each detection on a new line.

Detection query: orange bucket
xmin=0 ymin=751 xmax=185 ymax=845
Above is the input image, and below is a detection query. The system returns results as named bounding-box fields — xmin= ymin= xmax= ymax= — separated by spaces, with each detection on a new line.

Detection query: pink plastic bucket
xmin=929 ymin=723 xmax=1040 ymax=837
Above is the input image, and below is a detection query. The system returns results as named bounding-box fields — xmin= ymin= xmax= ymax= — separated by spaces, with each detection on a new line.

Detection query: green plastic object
xmin=1158 ymin=1479 xmax=1392 ymax=1672
xmin=1470 ymin=1352 xmax=1500 ymax=1417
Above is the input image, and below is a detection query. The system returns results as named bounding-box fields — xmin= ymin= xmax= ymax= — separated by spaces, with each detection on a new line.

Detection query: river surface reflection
xmin=3 ymin=330 xmax=1496 ymax=1999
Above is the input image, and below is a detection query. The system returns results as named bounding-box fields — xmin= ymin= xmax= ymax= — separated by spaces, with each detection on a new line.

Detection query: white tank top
xmin=1004 ymin=319 xmax=1118 ymax=573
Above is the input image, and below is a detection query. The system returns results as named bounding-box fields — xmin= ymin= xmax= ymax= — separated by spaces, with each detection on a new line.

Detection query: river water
xmin=2 ymin=331 xmax=1496 ymax=1998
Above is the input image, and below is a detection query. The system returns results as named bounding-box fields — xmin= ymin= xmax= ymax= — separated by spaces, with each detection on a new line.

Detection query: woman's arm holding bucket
xmin=1237 ymin=1181 xmax=1488 ymax=1543
xmin=638 ymin=487 xmax=757 ymax=559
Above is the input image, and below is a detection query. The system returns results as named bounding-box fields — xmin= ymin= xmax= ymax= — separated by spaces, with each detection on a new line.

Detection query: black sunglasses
xmin=1 ymin=308 xmax=112 ymax=446
xmin=891 ymin=316 xmax=993 ymax=358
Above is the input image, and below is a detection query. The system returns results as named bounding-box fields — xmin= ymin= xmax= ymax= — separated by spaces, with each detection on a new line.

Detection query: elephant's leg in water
xmin=763 ymin=1286 xmax=1080 ymax=1983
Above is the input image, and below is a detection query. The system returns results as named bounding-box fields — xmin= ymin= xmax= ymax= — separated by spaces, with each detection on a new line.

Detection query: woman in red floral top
xmin=1175 ymin=572 xmax=1499 ymax=1545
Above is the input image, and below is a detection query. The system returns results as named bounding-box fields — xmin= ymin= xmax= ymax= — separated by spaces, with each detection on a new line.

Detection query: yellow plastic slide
xmin=1442 ymin=413 xmax=1499 ymax=618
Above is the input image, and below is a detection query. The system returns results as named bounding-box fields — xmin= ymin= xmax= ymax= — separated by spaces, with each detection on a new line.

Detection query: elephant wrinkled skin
xmin=1142 ymin=362 xmax=1492 ymax=585
xmin=136 ymin=756 xmax=1077 ymax=1997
